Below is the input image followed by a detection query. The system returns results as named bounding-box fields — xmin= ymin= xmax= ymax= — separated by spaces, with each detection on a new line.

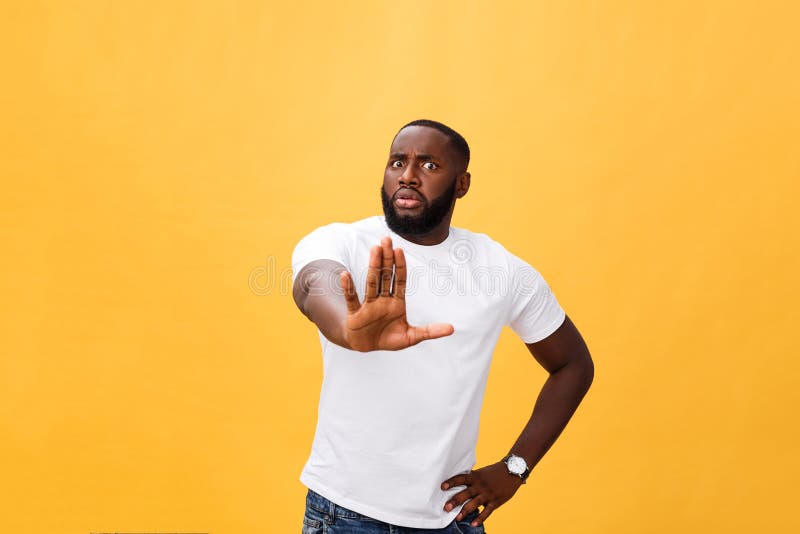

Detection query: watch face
xmin=507 ymin=455 xmax=527 ymax=475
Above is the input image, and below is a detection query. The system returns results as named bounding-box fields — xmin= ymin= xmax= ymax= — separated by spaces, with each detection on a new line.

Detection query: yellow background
xmin=2 ymin=1 xmax=798 ymax=532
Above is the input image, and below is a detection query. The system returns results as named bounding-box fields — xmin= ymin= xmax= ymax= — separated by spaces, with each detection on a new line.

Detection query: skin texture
xmin=292 ymin=124 xmax=594 ymax=527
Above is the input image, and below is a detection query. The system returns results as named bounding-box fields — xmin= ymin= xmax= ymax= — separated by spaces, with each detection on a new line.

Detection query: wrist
xmin=502 ymin=453 xmax=532 ymax=484
xmin=338 ymin=323 xmax=354 ymax=351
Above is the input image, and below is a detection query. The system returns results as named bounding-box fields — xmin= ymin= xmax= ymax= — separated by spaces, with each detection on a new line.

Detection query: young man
xmin=292 ymin=119 xmax=594 ymax=533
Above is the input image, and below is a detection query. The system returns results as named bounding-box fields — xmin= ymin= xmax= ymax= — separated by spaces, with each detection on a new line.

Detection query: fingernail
xmin=456 ymin=514 xmax=462 ymax=520
xmin=442 ymin=483 xmax=448 ymax=489
xmin=472 ymin=522 xmax=478 ymax=527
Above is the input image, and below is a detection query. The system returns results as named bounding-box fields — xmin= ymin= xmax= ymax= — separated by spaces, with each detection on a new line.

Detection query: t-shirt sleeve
xmin=506 ymin=250 xmax=566 ymax=343
xmin=291 ymin=223 xmax=351 ymax=282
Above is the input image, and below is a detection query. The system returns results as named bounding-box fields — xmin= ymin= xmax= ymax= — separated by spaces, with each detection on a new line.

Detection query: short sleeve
xmin=506 ymin=251 xmax=566 ymax=343
xmin=291 ymin=223 xmax=351 ymax=282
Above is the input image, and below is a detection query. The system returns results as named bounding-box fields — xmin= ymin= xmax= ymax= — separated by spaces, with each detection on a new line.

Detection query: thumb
xmin=407 ymin=323 xmax=455 ymax=346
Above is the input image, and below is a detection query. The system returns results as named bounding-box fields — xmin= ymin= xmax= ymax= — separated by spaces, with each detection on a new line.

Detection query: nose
xmin=399 ymin=162 xmax=420 ymax=187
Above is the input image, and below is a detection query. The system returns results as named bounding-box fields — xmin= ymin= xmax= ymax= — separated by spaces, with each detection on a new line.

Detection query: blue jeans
xmin=302 ymin=489 xmax=486 ymax=534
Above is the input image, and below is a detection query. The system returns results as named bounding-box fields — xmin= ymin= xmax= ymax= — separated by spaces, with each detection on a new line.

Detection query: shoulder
xmin=450 ymin=226 xmax=548 ymax=291
xmin=449 ymin=225 xmax=515 ymax=260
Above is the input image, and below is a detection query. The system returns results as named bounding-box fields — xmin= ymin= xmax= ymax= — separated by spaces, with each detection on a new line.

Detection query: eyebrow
xmin=389 ymin=153 xmax=438 ymax=161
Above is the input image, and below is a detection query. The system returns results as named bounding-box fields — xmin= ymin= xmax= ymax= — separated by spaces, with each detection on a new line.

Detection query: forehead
xmin=390 ymin=125 xmax=453 ymax=157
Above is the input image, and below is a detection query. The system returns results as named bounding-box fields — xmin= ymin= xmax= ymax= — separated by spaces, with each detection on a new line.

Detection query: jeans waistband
xmin=305 ymin=488 xmax=375 ymax=522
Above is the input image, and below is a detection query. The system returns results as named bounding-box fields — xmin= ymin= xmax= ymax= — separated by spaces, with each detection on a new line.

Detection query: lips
xmin=394 ymin=188 xmax=423 ymax=209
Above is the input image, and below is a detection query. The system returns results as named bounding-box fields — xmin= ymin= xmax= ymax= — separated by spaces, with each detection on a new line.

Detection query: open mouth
xmin=394 ymin=189 xmax=423 ymax=209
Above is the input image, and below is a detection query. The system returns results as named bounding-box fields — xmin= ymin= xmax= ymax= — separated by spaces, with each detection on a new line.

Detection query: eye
xmin=391 ymin=160 xmax=404 ymax=168
xmin=422 ymin=162 xmax=438 ymax=170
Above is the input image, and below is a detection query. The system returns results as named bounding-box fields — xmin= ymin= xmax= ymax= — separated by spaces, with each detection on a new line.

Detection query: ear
xmin=456 ymin=172 xmax=471 ymax=198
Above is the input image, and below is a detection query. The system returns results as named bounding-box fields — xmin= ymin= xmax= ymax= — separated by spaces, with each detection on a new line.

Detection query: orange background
xmin=1 ymin=1 xmax=798 ymax=532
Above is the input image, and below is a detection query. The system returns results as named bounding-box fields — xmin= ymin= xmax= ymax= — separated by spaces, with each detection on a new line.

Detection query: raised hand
xmin=339 ymin=236 xmax=454 ymax=352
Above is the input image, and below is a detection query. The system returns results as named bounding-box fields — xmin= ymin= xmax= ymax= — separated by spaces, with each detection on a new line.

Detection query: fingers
xmin=365 ymin=245 xmax=381 ymax=301
xmin=379 ymin=237 xmax=393 ymax=296
xmin=340 ymin=271 xmax=360 ymax=313
xmin=393 ymin=247 xmax=406 ymax=299
xmin=456 ymin=497 xmax=485 ymax=523
xmin=408 ymin=323 xmax=455 ymax=346
xmin=441 ymin=473 xmax=471 ymax=490
xmin=470 ymin=502 xmax=495 ymax=526
xmin=367 ymin=237 xmax=406 ymax=300
xmin=444 ymin=487 xmax=475 ymax=512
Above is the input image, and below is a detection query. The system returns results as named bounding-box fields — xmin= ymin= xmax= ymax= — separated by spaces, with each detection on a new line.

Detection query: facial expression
xmin=381 ymin=125 xmax=469 ymax=236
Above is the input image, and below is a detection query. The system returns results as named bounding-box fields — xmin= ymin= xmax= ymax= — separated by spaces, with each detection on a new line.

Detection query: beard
xmin=381 ymin=178 xmax=457 ymax=236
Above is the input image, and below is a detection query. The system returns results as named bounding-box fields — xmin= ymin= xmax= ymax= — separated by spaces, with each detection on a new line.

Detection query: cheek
xmin=381 ymin=181 xmax=394 ymax=199
xmin=383 ymin=172 xmax=398 ymax=190
xmin=427 ymin=184 xmax=447 ymax=199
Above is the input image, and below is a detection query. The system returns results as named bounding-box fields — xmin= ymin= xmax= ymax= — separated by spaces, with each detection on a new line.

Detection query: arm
xmin=442 ymin=315 xmax=594 ymax=526
xmin=509 ymin=314 xmax=594 ymax=469
xmin=292 ymin=236 xmax=454 ymax=352
xmin=293 ymin=258 xmax=351 ymax=348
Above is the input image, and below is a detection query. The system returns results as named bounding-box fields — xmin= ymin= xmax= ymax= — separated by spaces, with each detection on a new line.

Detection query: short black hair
xmin=397 ymin=119 xmax=470 ymax=171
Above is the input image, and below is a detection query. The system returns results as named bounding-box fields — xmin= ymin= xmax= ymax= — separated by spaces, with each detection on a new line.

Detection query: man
xmin=292 ymin=119 xmax=594 ymax=533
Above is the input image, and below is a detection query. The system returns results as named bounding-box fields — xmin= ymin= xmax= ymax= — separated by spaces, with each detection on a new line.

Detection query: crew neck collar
xmin=378 ymin=216 xmax=454 ymax=250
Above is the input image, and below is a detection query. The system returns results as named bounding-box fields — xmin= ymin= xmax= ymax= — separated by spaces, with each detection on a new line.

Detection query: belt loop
xmin=328 ymin=498 xmax=336 ymax=524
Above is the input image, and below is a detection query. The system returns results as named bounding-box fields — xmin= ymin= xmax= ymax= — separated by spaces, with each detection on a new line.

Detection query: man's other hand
xmin=441 ymin=462 xmax=523 ymax=527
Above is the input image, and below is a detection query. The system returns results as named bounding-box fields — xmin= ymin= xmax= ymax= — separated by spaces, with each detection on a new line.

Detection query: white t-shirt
xmin=291 ymin=215 xmax=565 ymax=528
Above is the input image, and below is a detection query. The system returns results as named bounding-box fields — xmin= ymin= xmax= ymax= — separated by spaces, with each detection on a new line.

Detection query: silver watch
xmin=502 ymin=453 xmax=531 ymax=483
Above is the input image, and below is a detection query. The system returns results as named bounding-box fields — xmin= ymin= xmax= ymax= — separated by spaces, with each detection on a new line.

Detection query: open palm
xmin=340 ymin=237 xmax=454 ymax=352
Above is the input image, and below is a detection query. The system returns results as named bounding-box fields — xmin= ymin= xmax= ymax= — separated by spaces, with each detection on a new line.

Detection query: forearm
xmin=293 ymin=261 xmax=351 ymax=349
xmin=302 ymin=290 xmax=350 ymax=348
xmin=510 ymin=354 xmax=594 ymax=470
xmin=441 ymin=350 xmax=593 ymax=526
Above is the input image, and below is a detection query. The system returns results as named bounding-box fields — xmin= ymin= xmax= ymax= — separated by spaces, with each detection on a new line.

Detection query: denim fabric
xmin=302 ymin=489 xmax=486 ymax=534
